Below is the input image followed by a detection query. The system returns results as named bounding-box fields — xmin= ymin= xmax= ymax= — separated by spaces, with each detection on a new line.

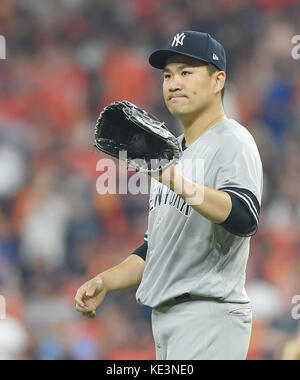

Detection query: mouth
xmin=169 ymin=95 xmax=187 ymax=102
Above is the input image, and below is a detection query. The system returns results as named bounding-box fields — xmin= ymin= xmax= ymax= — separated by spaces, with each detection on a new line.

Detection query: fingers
xmin=75 ymin=278 xmax=104 ymax=316
xmin=75 ymin=288 xmax=87 ymax=309
xmin=75 ymin=303 xmax=89 ymax=313
xmin=85 ymin=283 xmax=97 ymax=298
xmin=75 ymin=279 xmax=102 ymax=307
xmin=76 ymin=304 xmax=96 ymax=318
xmin=76 ymin=303 xmax=96 ymax=317
xmin=86 ymin=278 xmax=103 ymax=298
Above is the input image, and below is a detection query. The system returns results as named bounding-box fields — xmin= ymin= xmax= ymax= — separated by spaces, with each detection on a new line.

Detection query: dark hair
xmin=206 ymin=64 xmax=225 ymax=101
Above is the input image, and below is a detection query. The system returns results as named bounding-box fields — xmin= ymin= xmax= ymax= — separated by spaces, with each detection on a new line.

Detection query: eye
xmin=182 ymin=71 xmax=191 ymax=76
xmin=163 ymin=74 xmax=171 ymax=80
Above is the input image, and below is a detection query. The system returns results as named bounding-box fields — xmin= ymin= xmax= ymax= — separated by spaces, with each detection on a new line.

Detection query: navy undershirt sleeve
xmin=131 ymin=240 xmax=148 ymax=261
xmin=219 ymin=190 xmax=260 ymax=237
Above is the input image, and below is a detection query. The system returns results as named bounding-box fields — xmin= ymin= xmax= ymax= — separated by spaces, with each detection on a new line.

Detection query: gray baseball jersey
xmin=136 ymin=118 xmax=263 ymax=309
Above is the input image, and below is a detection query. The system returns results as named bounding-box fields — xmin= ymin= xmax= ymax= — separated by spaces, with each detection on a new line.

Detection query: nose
xmin=167 ymin=75 xmax=183 ymax=93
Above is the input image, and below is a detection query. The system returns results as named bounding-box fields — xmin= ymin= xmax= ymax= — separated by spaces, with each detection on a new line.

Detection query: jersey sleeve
xmin=215 ymin=139 xmax=263 ymax=233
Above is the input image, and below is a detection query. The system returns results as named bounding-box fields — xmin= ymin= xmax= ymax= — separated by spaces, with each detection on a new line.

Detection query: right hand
xmin=75 ymin=277 xmax=107 ymax=318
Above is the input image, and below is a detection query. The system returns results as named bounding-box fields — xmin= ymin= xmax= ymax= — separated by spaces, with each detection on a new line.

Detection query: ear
xmin=215 ymin=71 xmax=226 ymax=95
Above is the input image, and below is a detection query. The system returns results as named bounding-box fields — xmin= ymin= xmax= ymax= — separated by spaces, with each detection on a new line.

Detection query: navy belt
xmin=174 ymin=293 xmax=192 ymax=303
xmin=159 ymin=293 xmax=204 ymax=308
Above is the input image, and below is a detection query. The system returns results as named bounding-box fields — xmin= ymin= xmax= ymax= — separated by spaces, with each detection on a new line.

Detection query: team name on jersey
xmin=149 ymin=184 xmax=191 ymax=216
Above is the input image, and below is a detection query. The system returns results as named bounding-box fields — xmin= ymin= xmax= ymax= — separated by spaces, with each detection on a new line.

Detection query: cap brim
xmin=149 ymin=49 xmax=210 ymax=69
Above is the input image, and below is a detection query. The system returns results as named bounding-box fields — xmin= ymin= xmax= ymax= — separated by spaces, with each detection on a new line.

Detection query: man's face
xmin=162 ymin=55 xmax=220 ymax=121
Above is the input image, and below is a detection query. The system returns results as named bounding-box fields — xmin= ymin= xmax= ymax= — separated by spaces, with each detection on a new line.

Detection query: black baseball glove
xmin=94 ymin=101 xmax=182 ymax=173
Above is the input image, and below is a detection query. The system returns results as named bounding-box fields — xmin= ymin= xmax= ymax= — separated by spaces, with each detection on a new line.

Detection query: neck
xmin=181 ymin=102 xmax=227 ymax=147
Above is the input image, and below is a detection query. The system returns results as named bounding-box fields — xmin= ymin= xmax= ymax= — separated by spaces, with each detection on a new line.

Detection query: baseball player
xmin=75 ymin=31 xmax=263 ymax=360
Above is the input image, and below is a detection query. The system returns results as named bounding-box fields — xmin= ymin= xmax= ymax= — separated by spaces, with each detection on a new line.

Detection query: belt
xmin=158 ymin=293 xmax=205 ymax=309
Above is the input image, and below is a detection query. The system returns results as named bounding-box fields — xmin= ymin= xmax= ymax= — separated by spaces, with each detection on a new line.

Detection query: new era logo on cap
xmin=171 ymin=33 xmax=187 ymax=48
xmin=213 ymin=53 xmax=219 ymax=61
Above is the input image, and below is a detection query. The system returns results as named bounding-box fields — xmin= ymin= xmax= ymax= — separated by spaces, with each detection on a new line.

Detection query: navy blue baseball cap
xmin=149 ymin=31 xmax=226 ymax=72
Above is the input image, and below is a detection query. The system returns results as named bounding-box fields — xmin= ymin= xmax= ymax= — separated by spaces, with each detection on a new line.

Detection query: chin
xmin=171 ymin=110 xmax=187 ymax=118
xmin=169 ymin=106 xmax=191 ymax=118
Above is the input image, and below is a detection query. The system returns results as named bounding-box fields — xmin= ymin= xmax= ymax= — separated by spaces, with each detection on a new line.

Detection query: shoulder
xmin=215 ymin=119 xmax=256 ymax=144
xmin=214 ymin=119 xmax=261 ymax=158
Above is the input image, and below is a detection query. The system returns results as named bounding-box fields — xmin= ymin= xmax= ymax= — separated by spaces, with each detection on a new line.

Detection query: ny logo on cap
xmin=172 ymin=33 xmax=186 ymax=48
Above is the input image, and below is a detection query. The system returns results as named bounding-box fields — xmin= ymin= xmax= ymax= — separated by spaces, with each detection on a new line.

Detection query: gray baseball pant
xmin=151 ymin=298 xmax=252 ymax=360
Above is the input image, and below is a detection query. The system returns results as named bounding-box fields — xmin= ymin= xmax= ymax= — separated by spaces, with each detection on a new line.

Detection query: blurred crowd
xmin=0 ymin=0 xmax=300 ymax=360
